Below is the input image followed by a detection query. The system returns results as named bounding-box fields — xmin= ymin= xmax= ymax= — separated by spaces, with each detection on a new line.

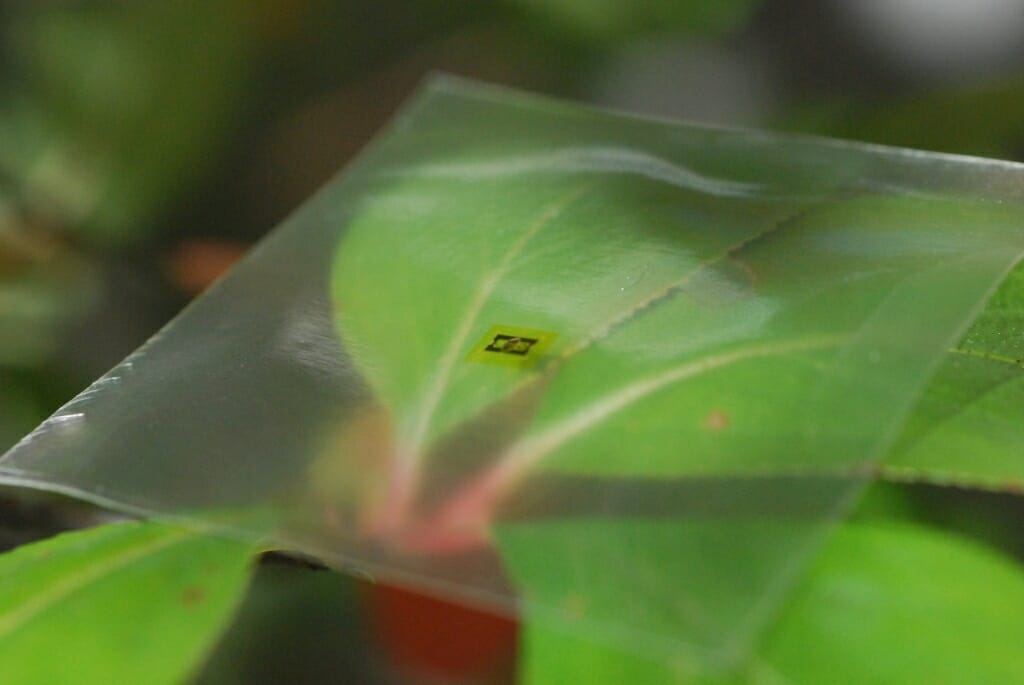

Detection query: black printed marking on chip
xmin=485 ymin=334 xmax=539 ymax=356
xmin=468 ymin=325 xmax=558 ymax=368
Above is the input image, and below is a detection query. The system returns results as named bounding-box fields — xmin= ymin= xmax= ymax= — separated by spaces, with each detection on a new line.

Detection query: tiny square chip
xmin=485 ymin=334 xmax=539 ymax=356
xmin=467 ymin=325 xmax=558 ymax=368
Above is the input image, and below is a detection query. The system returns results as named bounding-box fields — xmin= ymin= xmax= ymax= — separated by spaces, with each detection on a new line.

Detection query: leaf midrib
xmin=403 ymin=183 xmax=591 ymax=460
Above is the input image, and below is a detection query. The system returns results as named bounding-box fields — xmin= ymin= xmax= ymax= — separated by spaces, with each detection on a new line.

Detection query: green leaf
xmin=326 ymin=79 xmax=1024 ymax=669
xmin=498 ymin=195 xmax=1024 ymax=481
xmin=332 ymin=162 xmax=824 ymax=522
xmin=759 ymin=521 xmax=1024 ymax=684
xmin=0 ymin=520 xmax=257 ymax=684
xmin=517 ymin=519 xmax=1024 ymax=684
xmin=333 ymin=83 xmax=1024 ymax=503
xmin=518 ymin=620 xmax=692 ymax=685
xmin=886 ymin=262 xmax=1024 ymax=489
xmin=498 ymin=516 xmax=828 ymax=674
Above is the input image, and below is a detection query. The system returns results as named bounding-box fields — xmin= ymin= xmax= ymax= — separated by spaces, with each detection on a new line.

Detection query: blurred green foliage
xmin=0 ymin=1 xmax=257 ymax=455
xmin=1 ymin=1 xmax=254 ymax=243
xmin=780 ymin=77 xmax=1024 ymax=159
xmin=507 ymin=0 xmax=761 ymax=42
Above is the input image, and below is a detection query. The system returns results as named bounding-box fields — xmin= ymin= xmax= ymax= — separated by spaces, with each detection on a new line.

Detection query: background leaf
xmin=516 ymin=516 xmax=1024 ymax=684
xmin=0 ymin=520 xmax=257 ymax=684
xmin=758 ymin=520 xmax=1024 ymax=684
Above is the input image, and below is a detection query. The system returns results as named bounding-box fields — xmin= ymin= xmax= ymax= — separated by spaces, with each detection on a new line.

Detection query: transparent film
xmin=3 ymin=76 xmax=1024 ymax=670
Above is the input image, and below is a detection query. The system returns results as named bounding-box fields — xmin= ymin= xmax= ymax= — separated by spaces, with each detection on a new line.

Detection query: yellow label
xmin=467 ymin=324 xmax=559 ymax=368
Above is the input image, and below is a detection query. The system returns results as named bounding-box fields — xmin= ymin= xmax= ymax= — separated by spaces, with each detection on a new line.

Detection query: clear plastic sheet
xmin=3 ymin=76 xmax=1024 ymax=672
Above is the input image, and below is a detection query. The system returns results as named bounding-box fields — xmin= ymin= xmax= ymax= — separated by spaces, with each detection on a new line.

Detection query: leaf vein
xmin=0 ymin=526 xmax=191 ymax=640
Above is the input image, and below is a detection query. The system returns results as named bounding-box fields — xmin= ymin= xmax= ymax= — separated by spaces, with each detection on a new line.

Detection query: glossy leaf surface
xmin=0 ymin=520 xmax=256 ymax=684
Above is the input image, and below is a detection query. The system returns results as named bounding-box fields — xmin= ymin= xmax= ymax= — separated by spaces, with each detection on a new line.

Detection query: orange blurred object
xmin=370 ymin=582 xmax=517 ymax=683
xmin=165 ymin=239 xmax=248 ymax=296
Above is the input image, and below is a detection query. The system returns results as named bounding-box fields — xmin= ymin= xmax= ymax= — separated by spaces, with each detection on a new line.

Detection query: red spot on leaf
xmin=181 ymin=586 xmax=205 ymax=606
xmin=704 ymin=409 xmax=730 ymax=431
